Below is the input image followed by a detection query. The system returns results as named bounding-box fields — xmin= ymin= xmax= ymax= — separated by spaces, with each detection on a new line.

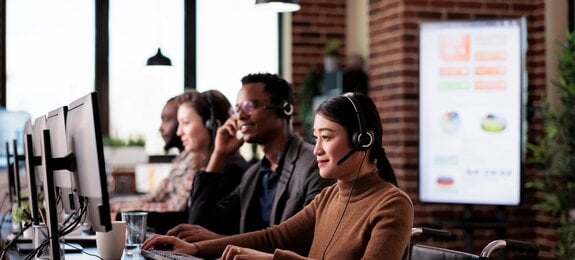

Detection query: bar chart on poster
xmin=418 ymin=18 xmax=527 ymax=206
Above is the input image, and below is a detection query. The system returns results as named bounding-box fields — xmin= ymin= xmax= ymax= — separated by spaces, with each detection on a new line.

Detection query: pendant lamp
xmin=147 ymin=48 xmax=172 ymax=66
xmin=255 ymin=0 xmax=300 ymax=12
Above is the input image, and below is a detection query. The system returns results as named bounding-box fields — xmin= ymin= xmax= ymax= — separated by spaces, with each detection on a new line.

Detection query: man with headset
xmin=167 ymin=73 xmax=334 ymax=241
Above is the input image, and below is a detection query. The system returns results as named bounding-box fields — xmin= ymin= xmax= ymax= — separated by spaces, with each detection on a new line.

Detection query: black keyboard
xmin=141 ymin=249 xmax=203 ymax=260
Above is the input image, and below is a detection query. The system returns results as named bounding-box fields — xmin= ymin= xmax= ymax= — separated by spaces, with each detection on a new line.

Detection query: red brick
xmin=430 ymin=0 xmax=455 ymax=8
xmin=485 ymin=3 xmax=509 ymax=10
xmin=455 ymin=1 xmax=482 ymax=9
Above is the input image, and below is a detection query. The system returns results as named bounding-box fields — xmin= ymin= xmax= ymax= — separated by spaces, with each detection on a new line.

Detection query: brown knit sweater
xmin=194 ymin=171 xmax=414 ymax=260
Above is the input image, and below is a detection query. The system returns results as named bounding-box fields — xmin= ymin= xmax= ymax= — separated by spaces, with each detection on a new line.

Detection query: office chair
xmin=409 ymin=227 xmax=540 ymax=260
xmin=409 ymin=227 xmax=456 ymax=260
xmin=411 ymin=227 xmax=453 ymax=240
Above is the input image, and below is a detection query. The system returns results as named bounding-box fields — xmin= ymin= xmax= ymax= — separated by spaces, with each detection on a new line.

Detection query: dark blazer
xmin=192 ymin=134 xmax=334 ymax=235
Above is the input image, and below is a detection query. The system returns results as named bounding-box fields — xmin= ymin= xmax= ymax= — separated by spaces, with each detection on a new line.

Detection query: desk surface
xmin=64 ymin=248 xmax=146 ymax=260
xmin=1 ymin=214 xmax=145 ymax=260
xmin=4 ymin=247 xmax=147 ymax=260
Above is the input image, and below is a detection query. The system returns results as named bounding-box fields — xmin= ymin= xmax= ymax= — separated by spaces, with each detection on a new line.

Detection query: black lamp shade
xmin=255 ymin=0 xmax=300 ymax=12
xmin=147 ymin=48 xmax=172 ymax=66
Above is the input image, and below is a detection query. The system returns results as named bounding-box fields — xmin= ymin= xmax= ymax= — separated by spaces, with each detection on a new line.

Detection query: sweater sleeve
xmin=273 ymin=249 xmax=312 ymax=260
xmin=194 ymin=196 xmax=318 ymax=259
xmin=363 ymin=191 xmax=413 ymax=260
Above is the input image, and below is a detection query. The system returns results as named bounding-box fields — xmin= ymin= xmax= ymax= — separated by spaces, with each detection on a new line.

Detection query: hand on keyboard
xmin=141 ymin=249 xmax=203 ymax=260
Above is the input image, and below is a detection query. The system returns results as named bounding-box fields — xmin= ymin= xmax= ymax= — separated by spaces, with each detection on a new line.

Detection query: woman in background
xmin=111 ymin=90 xmax=247 ymax=226
xmin=142 ymin=92 xmax=413 ymax=260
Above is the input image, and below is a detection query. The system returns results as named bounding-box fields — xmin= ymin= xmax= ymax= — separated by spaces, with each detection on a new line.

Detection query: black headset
xmin=344 ymin=93 xmax=373 ymax=149
xmin=337 ymin=93 xmax=374 ymax=165
xmin=280 ymin=100 xmax=294 ymax=117
xmin=204 ymin=91 xmax=221 ymax=135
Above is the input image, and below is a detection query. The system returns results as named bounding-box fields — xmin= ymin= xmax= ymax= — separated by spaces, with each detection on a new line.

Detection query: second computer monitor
xmin=46 ymin=106 xmax=79 ymax=214
xmin=66 ymin=92 xmax=111 ymax=232
xmin=23 ymin=119 xmax=42 ymax=223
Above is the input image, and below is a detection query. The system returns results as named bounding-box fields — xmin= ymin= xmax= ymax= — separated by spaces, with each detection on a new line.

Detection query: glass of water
xmin=121 ymin=211 xmax=148 ymax=256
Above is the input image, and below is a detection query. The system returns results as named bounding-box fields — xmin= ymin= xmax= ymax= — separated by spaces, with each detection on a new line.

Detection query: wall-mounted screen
xmin=419 ymin=18 xmax=527 ymax=206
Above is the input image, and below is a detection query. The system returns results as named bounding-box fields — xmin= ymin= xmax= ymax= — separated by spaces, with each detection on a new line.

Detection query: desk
xmin=1 ymin=214 xmax=145 ymax=260
xmin=64 ymin=248 xmax=146 ymax=260
xmin=4 ymin=246 xmax=146 ymax=260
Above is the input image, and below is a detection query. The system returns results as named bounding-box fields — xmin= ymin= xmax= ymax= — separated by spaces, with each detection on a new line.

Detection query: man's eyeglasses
xmin=231 ymin=100 xmax=277 ymax=115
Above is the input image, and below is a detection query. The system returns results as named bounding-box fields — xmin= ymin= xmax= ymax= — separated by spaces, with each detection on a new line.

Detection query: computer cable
xmin=0 ymin=221 xmax=32 ymax=260
xmin=63 ymin=241 xmax=103 ymax=260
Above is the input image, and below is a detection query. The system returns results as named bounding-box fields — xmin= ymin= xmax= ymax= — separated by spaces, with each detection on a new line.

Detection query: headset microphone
xmin=336 ymin=143 xmax=361 ymax=165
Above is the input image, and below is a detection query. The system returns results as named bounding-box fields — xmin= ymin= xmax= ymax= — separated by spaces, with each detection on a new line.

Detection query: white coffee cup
xmin=96 ymin=221 xmax=127 ymax=260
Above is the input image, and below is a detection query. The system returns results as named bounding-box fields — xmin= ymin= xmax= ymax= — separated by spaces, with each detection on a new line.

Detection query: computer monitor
xmin=32 ymin=116 xmax=47 ymax=189
xmin=23 ymin=119 xmax=42 ymax=224
xmin=65 ymin=92 xmax=111 ymax=233
xmin=46 ymin=106 xmax=79 ymax=214
xmin=29 ymin=115 xmax=48 ymax=219
xmin=5 ymin=140 xmax=18 ymax=205
xmin=39 ymin=115 xmax=65 ymax=260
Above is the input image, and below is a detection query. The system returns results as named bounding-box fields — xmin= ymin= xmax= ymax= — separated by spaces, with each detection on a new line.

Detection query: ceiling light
xmin=146 ymin=48 xmax=172 ymax=66
xmin=255 ymin=0 xmax=300 ymax=13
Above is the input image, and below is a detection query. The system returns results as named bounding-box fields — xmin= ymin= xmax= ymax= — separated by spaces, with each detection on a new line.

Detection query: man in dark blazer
xmin=166 ymin=73 xmax=333 ymax=242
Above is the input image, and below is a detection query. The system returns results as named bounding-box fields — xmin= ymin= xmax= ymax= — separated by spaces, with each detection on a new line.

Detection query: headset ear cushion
xmin=205 ymin=119 xmax=221 ymax=132
xmin=353 ymin=130 xmax=374 ymax=149
xmin=282 ymin=101 xmax=294 ymax=117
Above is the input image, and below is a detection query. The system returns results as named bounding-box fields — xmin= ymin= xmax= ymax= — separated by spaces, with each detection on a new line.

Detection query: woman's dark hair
xmin=176 ymin=89 xmax=231 ymax=145
xmin=241 ymin=73 xmax=294 ymax=118
xmin=315 ymin=93 xmax=398 ymax=186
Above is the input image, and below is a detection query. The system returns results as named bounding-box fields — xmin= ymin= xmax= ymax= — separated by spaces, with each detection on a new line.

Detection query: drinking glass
xmin=121 ymin=211 xmax=148 ymax=256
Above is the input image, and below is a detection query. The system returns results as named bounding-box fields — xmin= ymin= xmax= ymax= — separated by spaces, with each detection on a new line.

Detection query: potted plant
xmin=11 ymin=199 xmax=34 ymax=238
xmin=12 ymin=202 xmax=31 ymax=223
xmin=324 ymin=40 xmax=340 ymax=72
xmin=526 ymin=31 xmax=575 ymax=259
xmin=103 ymin=136 xmax=147 ymax=171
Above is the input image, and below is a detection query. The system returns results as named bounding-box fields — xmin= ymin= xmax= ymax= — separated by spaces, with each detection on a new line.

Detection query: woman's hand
xmin=166 ymin=224 xmax=224 ymax=242
xmin=141 ymin=234 xmax=199 ymax=255
xmin=221 ymin=245 xmax=273 ymax=260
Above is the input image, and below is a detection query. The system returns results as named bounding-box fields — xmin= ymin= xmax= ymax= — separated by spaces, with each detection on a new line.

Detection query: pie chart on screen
xmin=481 ymin=113 xmax=506 ymax=132
xmin=436 ymin=176 xmax=454 ymax=186
xmin=440 ymin=111 xmax=460 ymax=134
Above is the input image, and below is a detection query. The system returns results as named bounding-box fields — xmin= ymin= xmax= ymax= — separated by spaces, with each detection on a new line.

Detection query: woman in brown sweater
xmin=143 ymin=93 xmax=414 ymax=260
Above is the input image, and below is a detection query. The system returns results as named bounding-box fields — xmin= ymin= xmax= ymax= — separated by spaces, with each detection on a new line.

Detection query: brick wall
xmin=292 ymin=0 xmax=553 ymax=258
xmin=290 ymin=0 xmax=346 ymax=132
xmin=367 ymin=0 xmax=549 ymax=258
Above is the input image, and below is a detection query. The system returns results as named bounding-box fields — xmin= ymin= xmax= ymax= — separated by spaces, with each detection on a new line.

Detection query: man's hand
xmin=206 ymin=116 xmax=244 ymax=173
xmin=166 ymin=224 xmax=224 ymax=242
xmin=213 ymin=117 xmax=244 ymax=156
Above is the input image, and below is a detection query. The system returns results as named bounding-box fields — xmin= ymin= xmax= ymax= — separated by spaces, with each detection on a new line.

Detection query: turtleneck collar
xmin=336 ymin=170 xmax=387 ymax=203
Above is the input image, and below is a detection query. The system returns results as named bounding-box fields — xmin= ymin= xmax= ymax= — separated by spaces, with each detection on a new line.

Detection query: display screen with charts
xmin=418 ymin=18 xmax=527 ymax=206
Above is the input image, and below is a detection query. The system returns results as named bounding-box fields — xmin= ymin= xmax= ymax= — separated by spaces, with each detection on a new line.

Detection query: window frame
xmin=0 ymin=0 xmax=282 ymax=138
